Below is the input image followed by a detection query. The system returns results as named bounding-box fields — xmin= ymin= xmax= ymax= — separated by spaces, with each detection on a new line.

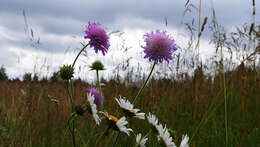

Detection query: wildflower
xmin=59 ymin=65 xmax=74 ymax=80
xmin=136 ymin=133 xmax=148 ymax=147
xmin=180 ymin=135 xmax=189 ymax=147
xmin=84 ymin=22 xmax=110 ymax=55
xmin=104 ymin=113 xmax=132 ymax=136
xmin=90 ymin=60 xmax=105 ymax=71
xmin=146 ymin=113 xmax=159 ymax=132
xmin=142 ymin=30 xmax=177 ymax=63
xmin=157 ymin=124 xmax=176 ymax=147
xmin=115 ymin=97 xmax=145 ymax=119
xmin=86 ymin=93 xmax=101 ymax=125
xmin=87 ymin=87 xmax=103 ymax=106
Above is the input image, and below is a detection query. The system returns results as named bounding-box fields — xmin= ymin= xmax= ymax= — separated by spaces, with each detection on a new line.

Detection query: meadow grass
xmin=0 ymin=64 xmax=259 ymax=147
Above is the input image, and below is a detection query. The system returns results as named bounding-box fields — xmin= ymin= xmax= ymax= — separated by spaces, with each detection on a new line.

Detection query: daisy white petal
xmin=157 ymin=124 xmax=176 ymax=147
xmin=104 ymin=114 xmax=133 ymax=136
xmin=136 ymin=133 xmax=148 ymax=147
xmin=86 ymin=93 xmax=101 ymax=125
xmin=146 ymin=113 xmax=159 ymax=129
xmin=115 ymin=97 xmax=145 ymax=119
xmin=180 ymin=135 xmax=189 ymax=147
xmin=116 ymin=116 xmax=133 ymax=136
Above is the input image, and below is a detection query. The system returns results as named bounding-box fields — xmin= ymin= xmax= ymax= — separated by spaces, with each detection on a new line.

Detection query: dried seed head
xmin=74 ymin=105 xmax=85 ymax=116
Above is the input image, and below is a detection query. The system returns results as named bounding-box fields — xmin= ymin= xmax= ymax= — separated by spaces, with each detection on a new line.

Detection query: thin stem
xmin=196 ymin=0 xmax=202 ymax=63
xmin=113 ymin=132 xmax=120 ymax=146
xmin=66 ymin=43 xmax=89 ymax=147
xmin=66 ymin=80 xmax=74 ymax=113
xmin=96 ymin=69 xmax=102 ymax=92
xmin=95 ymin=126 xmax=110 ymax=146
xmin=132 ymin=62 xmax=156 ymax=104
xmin=72 ymin=43 xmax=89 ymax=68
xmin=221 ymin=46 xmax=228 ymax=147
xmin=72 ymin=120 xmax=76 ymax=147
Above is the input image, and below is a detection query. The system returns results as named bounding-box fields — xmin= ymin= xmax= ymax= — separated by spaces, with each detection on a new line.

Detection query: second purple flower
xmin=84 ymin=22 xmax=110 ymax=56
xmin=87 ymin=87 xmax=103 ymax=107
xmin=142 ymin=30 xmax=177 ymax=64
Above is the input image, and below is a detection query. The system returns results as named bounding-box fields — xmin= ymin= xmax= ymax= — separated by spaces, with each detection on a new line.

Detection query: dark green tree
xmin=0 ymin=66 xmax=8 ymax=81
xmin=23 ymin=73 xmax=32 ymax=81
xmin=50 ymin=71 xmax=61 ymax=82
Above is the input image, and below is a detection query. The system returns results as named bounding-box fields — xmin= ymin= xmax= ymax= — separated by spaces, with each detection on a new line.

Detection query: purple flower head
xmin=142 ymin=30 xmax=177 ymax=63
xmin=87 ymin=87 xmax=103 ymax=106
xmin=84 ymin=22 xmax=110 ymax=56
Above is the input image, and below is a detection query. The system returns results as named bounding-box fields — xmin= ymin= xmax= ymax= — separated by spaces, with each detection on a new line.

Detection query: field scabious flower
xmin=86 ymin=93 xmax=101 ymax=125
xmin=115 ymin=97 xmax=145 ymax=119
xmin=84 ymin=22 xmax=110 ymax=55
xmin=104 ymin=113 xmax=132 ymax=136
xmin=87 ymin=87 xmax=103 ymax=107
xmin=136 ymin=133 xmax=148 ymax=147
xmin=142 ymin=30 xmax=177 ymax=63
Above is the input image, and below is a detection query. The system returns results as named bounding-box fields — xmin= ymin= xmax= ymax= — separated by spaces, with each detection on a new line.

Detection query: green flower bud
xmin=59 ymin=65 xmax=74 ymax=80
xmin=89 ymin=60 xmax=105 ymax=71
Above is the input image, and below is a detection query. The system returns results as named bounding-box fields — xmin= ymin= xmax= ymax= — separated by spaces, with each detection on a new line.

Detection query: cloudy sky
xmin=0 ymin=0 xmax=259 ymax=81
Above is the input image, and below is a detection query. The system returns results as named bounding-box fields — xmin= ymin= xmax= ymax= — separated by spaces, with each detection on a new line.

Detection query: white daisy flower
xmin=157 ymin=124 xmax=176 ymax=147
xmin=115 ymin=97 xmax=145 ymax=119
xmin=146 ymin=113 xmax=159 ymax=130
xmin=180 ymin=134 xmax=189 ymax=147
xmin=136 ymin=133 xmax=148 ymax=147
xmin=104 ymin=113 xmax=133 ymax=136
xmin=86 ymin=93 xmax=101 ymax=125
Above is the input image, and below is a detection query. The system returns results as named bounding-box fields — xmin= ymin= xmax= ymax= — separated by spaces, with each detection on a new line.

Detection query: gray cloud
xmin=0 ymin=0 xmax=259 ymax=78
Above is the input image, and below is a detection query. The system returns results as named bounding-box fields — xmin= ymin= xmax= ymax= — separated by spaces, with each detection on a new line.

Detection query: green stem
xmin=95 ymin=126 xmax=110 ymax=146
xmin=221 ymin=46 xmax=228 ymax=147
xmin=132 ymin=62 xmax=156 ymax=104
xmin=72 ymin=120 xmax=76 ymax=147
xmin=113 ymin=132 xmax=120 ymax=146
xmin=197 ymin=0 xmax=202 ymax=62
xmin=96 ymin=69 xmax=102 ymax=92
xmin=66 ymin=80 xmax=74 ymax=111
xmin=67 ymin=43 xmax=89 ymax=147
xmin=72 ymin=43 xmax=89 ymax=68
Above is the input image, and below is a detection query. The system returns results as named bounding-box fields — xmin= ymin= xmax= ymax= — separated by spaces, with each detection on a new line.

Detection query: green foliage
xmin=33 ymin=74 xmax=39 ymax=82
xmin=50 ymin=71 xmax=61 ymax=82
xmin=0 ymin=66 xmax=8 ymax=81
xmin=23 ymin=73 xmax=32 ymax=81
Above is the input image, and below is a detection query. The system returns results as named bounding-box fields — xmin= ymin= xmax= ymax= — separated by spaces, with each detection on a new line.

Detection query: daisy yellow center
xmin=106 ymin=115 xmax=118 ymax=123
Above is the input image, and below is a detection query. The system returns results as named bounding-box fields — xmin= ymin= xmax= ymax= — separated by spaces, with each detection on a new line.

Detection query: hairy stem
xmin=67 ymin=43 xmax=89 ymax=147
xmin=132 ymin=62 xmax=156 ymax=104
xmin=72 ymin=43 xmax=89 ymax=68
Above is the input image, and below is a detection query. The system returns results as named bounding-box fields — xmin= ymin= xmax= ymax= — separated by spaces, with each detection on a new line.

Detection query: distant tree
xmin=33 ymin=73 xmax=39 ymax=82
xmin=12 ymin=77 xmax=21 ymax=82
xmin=23 ymin=73 xmax=32 ymax=81
xmin=0 ymin=66 xmax=8 ymax=81
xmin=50 ymin=71 xmax=61 ymax=82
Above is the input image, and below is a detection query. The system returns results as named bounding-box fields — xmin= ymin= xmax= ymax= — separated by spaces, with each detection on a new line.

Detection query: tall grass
xmin=0 ymin=64 xmax=259 ymax=146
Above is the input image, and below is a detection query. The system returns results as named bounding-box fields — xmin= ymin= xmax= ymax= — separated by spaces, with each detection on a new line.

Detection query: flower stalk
xmin=66 ymin=43 xmax=89 ymax=147
xmin=132 ymin=62 xmax=156 ymax=104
